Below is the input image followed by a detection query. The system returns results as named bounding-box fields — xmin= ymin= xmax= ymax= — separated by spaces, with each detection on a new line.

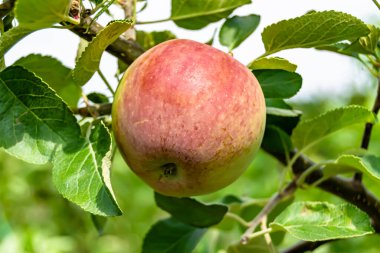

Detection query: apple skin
xmin=112 ymin=39 xmax=266 ymax=197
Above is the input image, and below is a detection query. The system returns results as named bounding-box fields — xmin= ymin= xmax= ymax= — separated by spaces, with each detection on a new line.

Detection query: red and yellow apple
xmin=112 ymin=39 xmax=266 ymax=197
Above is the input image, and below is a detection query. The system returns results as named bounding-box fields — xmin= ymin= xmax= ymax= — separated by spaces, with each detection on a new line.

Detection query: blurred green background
xmin=1 ymin=69 xmax=380 ymax=253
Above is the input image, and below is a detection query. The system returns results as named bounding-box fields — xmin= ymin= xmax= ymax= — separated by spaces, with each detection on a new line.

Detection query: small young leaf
xmin=0 ymin=26 xmax=33 ymax=57
xmin=136 ymin=30 xmax=176 ymax=51
xmin=291 ymin=105 xmax=374 ymax=151
xmin=15 ymin=0 xmax=73 ymax=29
xmin=53 ymin=121 xmax=122 ymax=216
xmin=13 ymin=54 xmax=81 ymax=107
xmin=0 ymin=66 xmax=80 ymax=164
xmin=142 ymin=217 xmax=207 ymax=253
xmin=270 ymin=202 xmax=374 ymax=241
xmin=219 ymin=14 xmax=260 ymax=50
xmin=87 ymin=92 xmax=110 ymax=104
xmin=248 ymin=57 xmax=297 ymax=72
xmin=73 ymin=20 xmax=133 ymax=86
xmin=262 ymin=11 xmax=370 ymax=56
xmin=325 ymin=154 xmax=380 ymax=183
xmin=254 ymin=69 xmax=302 ymax=99
xmin=154 ymin=192 xmax=228 ymax=228
xmin=341 ymin=25 xmax=380 ymax=55
xmin=171 ymin=0 xmax=251 ymax=30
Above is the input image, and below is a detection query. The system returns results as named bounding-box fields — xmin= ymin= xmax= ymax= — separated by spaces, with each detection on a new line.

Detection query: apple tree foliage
xmin=0 ymin=0 xmax=380 ymax=252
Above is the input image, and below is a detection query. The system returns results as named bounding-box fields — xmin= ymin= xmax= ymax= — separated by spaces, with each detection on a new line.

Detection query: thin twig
xmin=241 ymin=180 xmax=297 ymax=243
xmin=98 ymin=69 xmax=115 ymax=95
xmin=372 ymin=0 xmax=380 ymax=10
xmin=71 ymin=103 xmax=112 ymax=117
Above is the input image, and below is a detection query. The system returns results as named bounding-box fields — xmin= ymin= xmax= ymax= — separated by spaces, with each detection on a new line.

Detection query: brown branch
xmin=288 ymin=153 xmax=380 ymax=232
xmin=0 ymin=0 xmax=15 ymax=18
xmin=69 ymin=16 xmax=144 ymax=65
xmin=71 ymin=103 xmax=112 ymax=117
xmin=354 ymin=76 xmax=380 ymax=182
xmin=118 ymin=0 xmax=136 ymax=40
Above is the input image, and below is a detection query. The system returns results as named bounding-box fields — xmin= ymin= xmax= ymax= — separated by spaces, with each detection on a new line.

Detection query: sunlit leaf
xmin=15 ymin=0 xmax=73 ymax=29
xmin=53 ymin=121 xmax=122 ymax=216
xmin=291 ymin=105 xmax=374 ymax=151
xmin=73 ymin=20 xmax=133 ymax=86
xmin=219 ymin=14 xmax=260 ymax=50
xmin=154 ymin=192 xmax=228 ymax=228
xmin=262 ymin=11 xmax=370 ymax=56
xmin=0 ymin=66 xmax=121 ymax=216
xmin=171 ymin=0 xmax=251 ymax=30
xmin=248 ymin=57 xmax=297 ymax=72
xmin=271 ymin=202 xmax=374 ymax=241
xmin=0 ymin=26 xmax=33 ymax=58
xmin=142 ymin=217 xmax=207 ymax=253
xmin=0 ymin=66 xmax=80 ymax=164
xmin=14 ymin=54 xmax=81 ymax=107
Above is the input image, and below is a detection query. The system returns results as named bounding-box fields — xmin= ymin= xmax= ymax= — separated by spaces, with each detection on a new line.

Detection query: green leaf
xmin=13 ymin=54 xmax=81 ymax=107
xmin=171 ymin=0 xmax=251 ymax=30
xmin=325 ymin=154 xmax=380 ymax=183
xmin=0 ymin=26 xmax=33 ymax=57
xmin=336 ymin=25 xmax=380 ymax=56
xmin=73 ymin=20 xmax=133 ymax=86
xmin=270 ymin=202 xmax=374 ymax=241
xmin=262 ymin=11 xmax=370 ymax=56
xmin=254 ymin=69 xmax=302 ymax=99
xmin=248 ymin=57 xmax=297 ymax=72
xmin=142 ymin=217 xmax=207 ymax=253
xmin=53 ymin=121 xmax=122 ymax=216
xmin=87 ymin=92 xmax=110 ymax=104
xmin=0 ymin=66 xmax=80 ymax=164
xmin=261 ymin=125 xmax=293 ymax=156
xmin=265 ymin=99 xmax=300 ymax=135
xmin=136 ymin=30 xmax=176 ymax=51
xmin=154 ymin=192 xmax=228 ymax=228
xmin=15 ymin=0 xmax=73 ymax=29
xmin=0 ymin=66 xmax=121 ymax=216
xmin=91 ymin=214 xmax=108 ymax=236
xmin=291 ymin=105 xmax=374 ymax=151
xmin=219 ymin=14 xmax=260 ymax=50
xmin=228 ymin=236 xmax=276 ymax=253
xmin=266 ymin=107 xmax=301 ymax=117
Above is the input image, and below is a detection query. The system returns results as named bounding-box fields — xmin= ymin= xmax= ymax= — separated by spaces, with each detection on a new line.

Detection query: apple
xmin=112 ymin=39 xmax=266 ymax=197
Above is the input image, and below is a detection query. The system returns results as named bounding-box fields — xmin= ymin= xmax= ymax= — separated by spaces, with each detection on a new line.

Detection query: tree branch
xmin=290 ymin=153 xmax=380 ymax=232
xmin=71 ymin=103 xmax=112 ymax=117
xmin=354 ymin=74 xmax=380 ymax=182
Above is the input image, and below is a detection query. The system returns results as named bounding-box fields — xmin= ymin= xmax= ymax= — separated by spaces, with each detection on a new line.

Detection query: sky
xmin=4 ymin=0 xmax=380 ymax=102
